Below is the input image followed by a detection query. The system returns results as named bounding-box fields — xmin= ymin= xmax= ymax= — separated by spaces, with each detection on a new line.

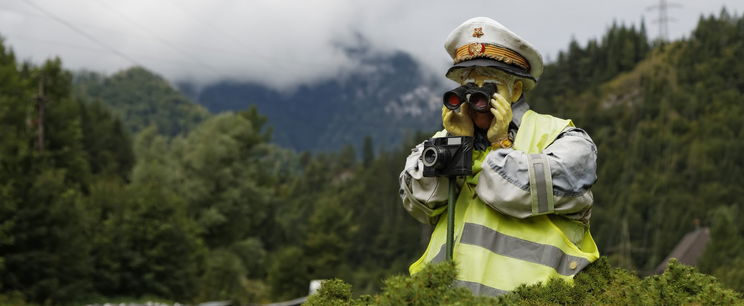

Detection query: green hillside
xmin=74 ymin=67 xmax=210 ymax=136
xmin=528 ymin=10 xmax=744 ymax=287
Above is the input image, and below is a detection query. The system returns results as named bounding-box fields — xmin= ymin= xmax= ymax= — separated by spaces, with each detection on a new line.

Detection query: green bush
xmin=306 ymin=257 xmax=743 ymax=305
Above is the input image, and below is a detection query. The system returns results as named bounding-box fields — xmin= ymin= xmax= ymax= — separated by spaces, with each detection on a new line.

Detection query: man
xmin=399 ymin=17 xmax=600 ymax=296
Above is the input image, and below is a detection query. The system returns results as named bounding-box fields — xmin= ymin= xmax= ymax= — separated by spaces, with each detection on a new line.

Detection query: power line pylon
xmin=647 ymin=0 xmax=682 ymax=42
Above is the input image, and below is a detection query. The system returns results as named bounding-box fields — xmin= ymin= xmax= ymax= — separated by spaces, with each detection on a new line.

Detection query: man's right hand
xmin=442 ymin=103 xmax=474 ymax=137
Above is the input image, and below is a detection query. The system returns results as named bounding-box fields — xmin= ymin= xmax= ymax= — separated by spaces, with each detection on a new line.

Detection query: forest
xmin=1 ymin=9 xmax=744 ymax=305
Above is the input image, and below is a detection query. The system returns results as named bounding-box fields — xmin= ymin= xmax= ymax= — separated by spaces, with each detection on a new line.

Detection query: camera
xmin=442 ymin=82 xmax=497 ymax=113
xmin=421 ymin=136 xmax=473 ymax=177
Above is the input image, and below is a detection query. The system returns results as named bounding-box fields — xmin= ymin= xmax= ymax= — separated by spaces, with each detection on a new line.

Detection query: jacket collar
xmin=511 ymin=97 xmax=530 ymax=128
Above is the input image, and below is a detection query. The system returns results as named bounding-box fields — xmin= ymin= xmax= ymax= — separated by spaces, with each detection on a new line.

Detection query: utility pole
xmin=618 ymin=218 xmax=634 ymax=269
xmin=646 ymin=0 xmax=682 ymax=42
xmin=34 ymin=77 xmax=47 ymax=151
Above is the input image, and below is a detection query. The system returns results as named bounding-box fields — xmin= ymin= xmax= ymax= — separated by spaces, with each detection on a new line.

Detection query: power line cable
xmin=17 ymin=1 xmax=347 ymax=81
xmin=15 ymin=1 xmax=234 ymax=78
xmin=3 ymin=4 xmax=279 ymax=80
xmin=1 ymin=3 xmax=145 ymax=39
xmin=3 ymin=33 xmax=109 ymax=53
xmin=163 ymin=0 xmax=328 ymax=70
xmin=164 ymin=0 xmax=295 ymax=71
xmin=2 ymin=32 xmax=203 ymax=67
xmin=93 ymin=0 xmax=225 ymax=77
xmin=2 ymin=4 xmax=272 ymax=65
xmin=21 ymin=0 xmax=143 ymax=66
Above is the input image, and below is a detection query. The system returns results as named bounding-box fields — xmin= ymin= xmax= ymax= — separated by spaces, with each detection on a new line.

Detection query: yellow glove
xmin=441 ymin=102 xmax=474 ymax=137
xmin=487 ymin=92 xmax=512 ymax=145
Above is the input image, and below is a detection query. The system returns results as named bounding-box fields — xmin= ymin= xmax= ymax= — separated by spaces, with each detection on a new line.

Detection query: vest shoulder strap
xmin=513 ymin=110 xmax=574 ymax=154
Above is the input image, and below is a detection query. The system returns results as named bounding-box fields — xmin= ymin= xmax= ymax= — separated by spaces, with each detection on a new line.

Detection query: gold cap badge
xmin=472 ymin=27 xmax=484 ymax=38
xmin=467 ymin=43 xmax=485 ymax=56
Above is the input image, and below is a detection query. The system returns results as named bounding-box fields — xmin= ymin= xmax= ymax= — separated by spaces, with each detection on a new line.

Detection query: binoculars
xmin=442 ymin=82 xmax=497 ymax=113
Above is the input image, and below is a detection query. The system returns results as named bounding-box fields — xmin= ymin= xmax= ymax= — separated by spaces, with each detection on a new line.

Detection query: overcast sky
xmin=1 ymin=0 xmax=742 ymax=89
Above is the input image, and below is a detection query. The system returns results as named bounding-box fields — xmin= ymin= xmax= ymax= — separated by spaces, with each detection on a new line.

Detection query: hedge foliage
xmin=306 ymin=257 xmax=743 ymax=305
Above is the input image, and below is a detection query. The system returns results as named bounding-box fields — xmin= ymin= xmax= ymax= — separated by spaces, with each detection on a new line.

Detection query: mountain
xmin=74 ymin=67 xmax=210 ymax=137
xmin=189 ymin=50 xmax=444 ymax=152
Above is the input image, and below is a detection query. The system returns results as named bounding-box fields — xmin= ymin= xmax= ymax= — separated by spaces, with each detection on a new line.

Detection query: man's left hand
xmin=487 ymin=92 xmax=512 ymax=144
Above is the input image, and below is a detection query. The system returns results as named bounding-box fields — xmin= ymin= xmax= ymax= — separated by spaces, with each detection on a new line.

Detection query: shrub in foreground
xmin=306 ymin=257 xmax=743 ymax=305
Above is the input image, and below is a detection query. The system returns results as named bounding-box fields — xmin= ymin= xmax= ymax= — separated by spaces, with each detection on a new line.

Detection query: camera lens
xmin=422 ymin=147 xmax=438 ymax=167
xmin=422 ymin=146 xmax=449 ymax=169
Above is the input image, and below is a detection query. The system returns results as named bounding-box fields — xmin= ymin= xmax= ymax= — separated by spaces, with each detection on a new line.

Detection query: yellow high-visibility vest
xmin=409 ymin=110 xmax=600 ymax=296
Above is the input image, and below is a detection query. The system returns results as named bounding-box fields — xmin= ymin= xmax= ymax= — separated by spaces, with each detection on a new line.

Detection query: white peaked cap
xmin=444 ymin=17 xmax=543 ymax=88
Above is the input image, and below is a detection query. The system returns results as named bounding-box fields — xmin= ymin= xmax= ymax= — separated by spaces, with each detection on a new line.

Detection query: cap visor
xmin=446 ymin=58 xmax=535 ymax=81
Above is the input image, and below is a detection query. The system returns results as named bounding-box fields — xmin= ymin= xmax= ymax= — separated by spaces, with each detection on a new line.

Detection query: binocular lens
xmin=444 ymin=93 xmax=462 ymax=109
xmin=468 ymin=92 xmax=490 ymax=112
xmin=441 ymin=82 xmax=497 ymax=113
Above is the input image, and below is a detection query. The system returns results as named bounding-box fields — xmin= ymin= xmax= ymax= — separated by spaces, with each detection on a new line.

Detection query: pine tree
xmin=0 ymin=56 xmax=93 ymax=303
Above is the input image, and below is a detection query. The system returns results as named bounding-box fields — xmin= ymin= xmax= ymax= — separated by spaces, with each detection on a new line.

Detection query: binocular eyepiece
xmin=442 ymin=83 xmax=497 ymax=113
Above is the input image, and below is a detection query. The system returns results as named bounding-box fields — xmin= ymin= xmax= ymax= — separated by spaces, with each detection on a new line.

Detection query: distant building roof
xmin=654 ymin=227 xmax=711 ymax=274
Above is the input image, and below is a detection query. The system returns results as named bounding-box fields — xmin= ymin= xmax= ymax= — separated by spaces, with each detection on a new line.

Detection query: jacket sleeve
xmin=475 ymin=127 xmax=597 ymax=224
xmin=399 ymin=141 xmax=450 ymax=225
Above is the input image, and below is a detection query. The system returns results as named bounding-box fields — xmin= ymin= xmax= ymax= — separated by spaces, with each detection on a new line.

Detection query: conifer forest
xmin=1 ymin=9 xmax=744 ymax=305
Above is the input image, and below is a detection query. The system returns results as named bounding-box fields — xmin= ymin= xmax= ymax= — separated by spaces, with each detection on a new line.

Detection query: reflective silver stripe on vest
xmin=460 ymin=223 xmax=590 ymax=276
xmin=527 ymin=154 xmax=554 ymax=215
xmin=454 ymin=280 xmax=508 ymax=296
xmin=430 ymin=243 xmax=446 ymax=264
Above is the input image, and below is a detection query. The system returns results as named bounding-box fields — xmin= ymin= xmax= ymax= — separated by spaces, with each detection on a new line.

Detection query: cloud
xmin=1 ymin=0 xmax=742 ymax=90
